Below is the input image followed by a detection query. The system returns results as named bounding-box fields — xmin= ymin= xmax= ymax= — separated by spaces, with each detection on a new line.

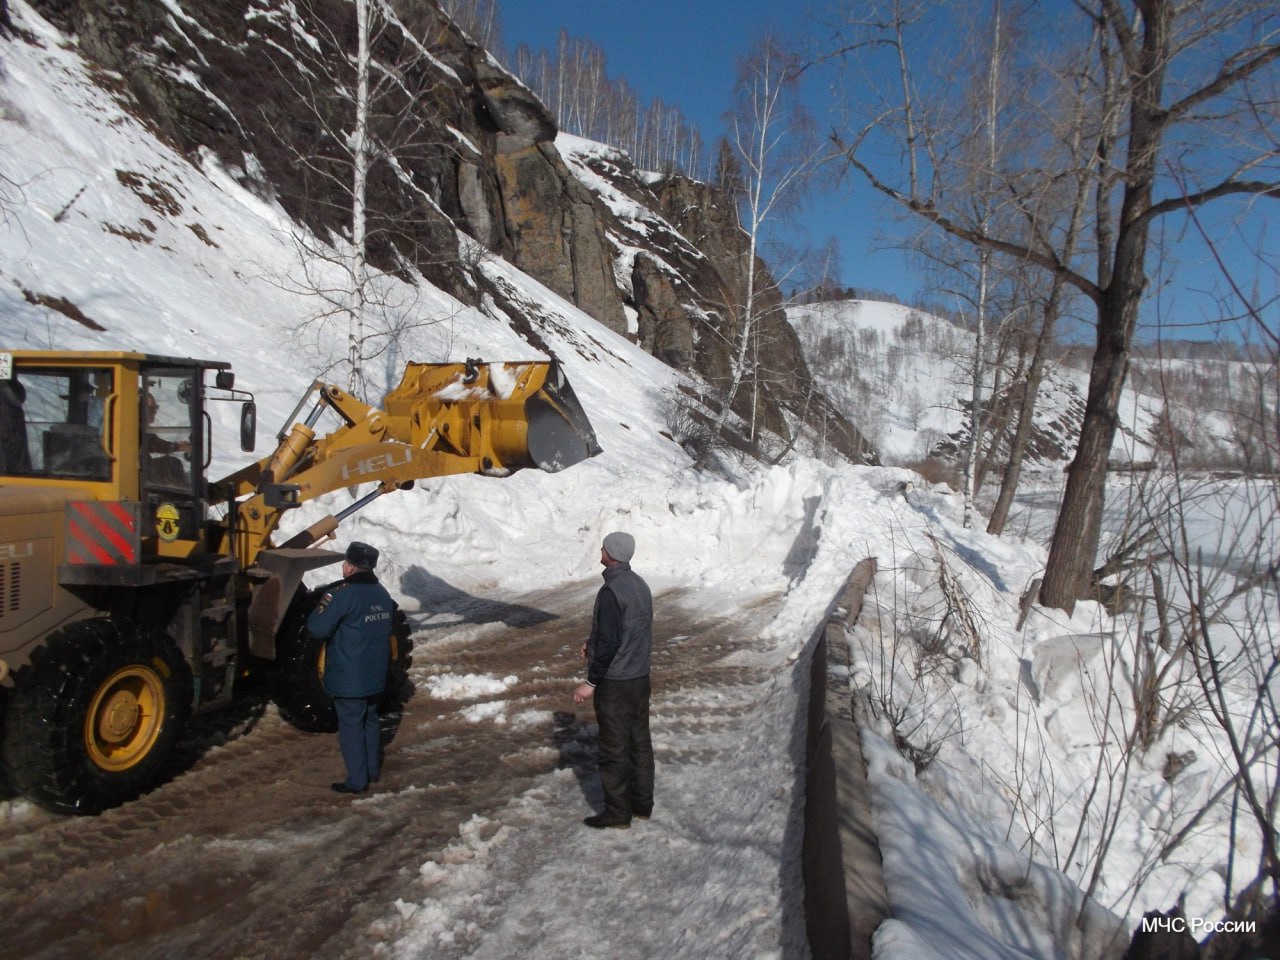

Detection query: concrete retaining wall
xmin=803 ymin=559 xmax=888 ymax=960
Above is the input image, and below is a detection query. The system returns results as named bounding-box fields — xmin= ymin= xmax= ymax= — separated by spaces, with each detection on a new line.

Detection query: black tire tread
xmin=272 ymin=586 xmax=414 ymax=735
xmin=0 ymin=618 xmax=189 ymax=815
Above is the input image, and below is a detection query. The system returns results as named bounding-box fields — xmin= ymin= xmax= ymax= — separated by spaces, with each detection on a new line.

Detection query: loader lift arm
xmin=208 ymin=359 xmax=600 ymax=570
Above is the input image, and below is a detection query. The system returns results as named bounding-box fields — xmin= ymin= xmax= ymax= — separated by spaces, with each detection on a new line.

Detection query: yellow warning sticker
xmin=155 ymin=502 xmax=181 ymax=542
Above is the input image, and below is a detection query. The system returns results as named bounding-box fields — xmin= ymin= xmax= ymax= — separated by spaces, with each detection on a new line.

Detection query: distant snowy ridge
xmin=789 ymin=298 xmax=1245 ymax=471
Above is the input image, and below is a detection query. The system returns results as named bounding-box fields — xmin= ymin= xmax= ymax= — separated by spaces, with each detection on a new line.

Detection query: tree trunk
xmin=348 ymin=0 xmax=371 ymax=395
xmin=1038 ymin=316 xmax=1129 ymax=611
xmin=987 ymin=322 xmax=1050 ymax=535
xmin=988 ymin=271 xmax=1076 ymax=537
xmin=1039 ymin=0 xmax=1169 ymax=611
xmin=962 ymin=248 xmax=989 ymax=529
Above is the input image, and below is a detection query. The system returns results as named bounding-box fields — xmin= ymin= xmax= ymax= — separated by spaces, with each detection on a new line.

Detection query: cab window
xmin=142 ymin=374 xmax=196 ymax=489
xmin=0 ymin=368 xmax=113 ymax=481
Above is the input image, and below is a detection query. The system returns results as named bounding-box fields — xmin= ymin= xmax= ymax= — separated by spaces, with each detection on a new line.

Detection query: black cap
xmin=345 ymin=541 xmax=379 ymax=570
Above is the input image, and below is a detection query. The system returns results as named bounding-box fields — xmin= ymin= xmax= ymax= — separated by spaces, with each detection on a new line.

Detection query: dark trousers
xmin=334 ymin=694 xmax=381 ymax=790
xmin=594 ymin=675 xmax=654 ymax=820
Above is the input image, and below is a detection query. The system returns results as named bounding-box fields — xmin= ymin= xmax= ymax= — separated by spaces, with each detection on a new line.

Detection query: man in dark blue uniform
xmin=307 ymin=541 xmax=395 ymax=794
xmin=573 ymin=531 xmax=655 ymax=829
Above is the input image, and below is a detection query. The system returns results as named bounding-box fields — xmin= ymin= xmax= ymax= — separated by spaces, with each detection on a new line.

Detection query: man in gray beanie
xmin=573 ymin=531 xmax=654 ymax=829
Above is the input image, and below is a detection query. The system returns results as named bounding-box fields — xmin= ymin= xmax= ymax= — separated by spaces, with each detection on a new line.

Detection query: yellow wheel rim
xmin=84 ymin=664 xmax=166 ymax=772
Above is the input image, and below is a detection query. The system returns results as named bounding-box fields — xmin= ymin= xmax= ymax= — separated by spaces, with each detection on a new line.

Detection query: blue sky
xmin=497 ymin=0 xmax=917 ymax=303
xmin=498 ymin=2 xmax=1275 ymax=344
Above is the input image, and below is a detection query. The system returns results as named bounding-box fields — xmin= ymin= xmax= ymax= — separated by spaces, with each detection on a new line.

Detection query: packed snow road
xmin=0 ymin=579 xmax=798 ymax=960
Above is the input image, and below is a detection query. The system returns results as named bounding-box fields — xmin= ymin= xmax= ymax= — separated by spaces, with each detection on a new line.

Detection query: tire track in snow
xmin=0 ymin=582 xmax=789 ymax=960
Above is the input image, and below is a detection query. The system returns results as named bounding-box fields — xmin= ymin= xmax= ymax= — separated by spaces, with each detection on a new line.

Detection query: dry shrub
xmin=904 ymin=457 xmax=962 ymax=488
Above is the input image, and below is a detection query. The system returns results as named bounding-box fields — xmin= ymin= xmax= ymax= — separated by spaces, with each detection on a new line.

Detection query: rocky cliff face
xmin=21 ymin=0 xmax=874 ymax=464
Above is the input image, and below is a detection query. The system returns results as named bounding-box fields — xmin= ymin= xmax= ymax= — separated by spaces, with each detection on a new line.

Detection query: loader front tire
xmin=0 ymin=619 xmax=189 ymax=815
xmin=379 ymin=608 xmax=414 ymax=730
xmin=272 ymin=588 xmax=413 ymax=736
xmin=271 ymin=589 xmax=335 ymax=733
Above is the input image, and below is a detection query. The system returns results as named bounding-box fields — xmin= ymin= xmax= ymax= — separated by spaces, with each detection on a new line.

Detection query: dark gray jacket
xmin=586 ymin=562 xmax=653 ymax=685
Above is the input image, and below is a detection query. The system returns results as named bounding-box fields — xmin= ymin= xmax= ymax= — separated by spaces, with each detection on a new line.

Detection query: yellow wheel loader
xmin=0 ymin=350 xmax=599 ymax=813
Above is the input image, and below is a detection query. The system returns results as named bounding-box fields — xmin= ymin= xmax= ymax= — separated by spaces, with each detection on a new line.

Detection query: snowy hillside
xmin=788 ymin=299 xmax=1248 ymax=470
xmin=2 ymin=5 xmax=1275 ymax=960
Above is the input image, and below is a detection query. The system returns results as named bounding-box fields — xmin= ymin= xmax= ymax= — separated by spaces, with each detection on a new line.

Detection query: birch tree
xmin=437 ymin=0 xmax=501 ymax=51
xmin=705 ymin=31 xmax=822 ymax=458
xmin=505 ymin=32 xmax=706 ymax=178
xmin=348 ymin=0 xmax=372 ymax=393
xmin=946 ymin=0 xmax=1014 ymax=527
xmin=261 ymin=0 xmax=452 ymax=396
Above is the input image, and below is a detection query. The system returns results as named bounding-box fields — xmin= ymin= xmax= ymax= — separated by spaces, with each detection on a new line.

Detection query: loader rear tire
xmin=272 ymin=588 xmax=413 ymax=736
xmin=0 ymin=618 xmax=189 ymax=815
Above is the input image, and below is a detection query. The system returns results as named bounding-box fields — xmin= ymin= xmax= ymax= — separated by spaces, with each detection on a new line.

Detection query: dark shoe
xmin=584 ymin=814 xmax=631 ymax=830
xmin=331 ymin=782 xmax=366 ymax=794
xmin=633 ymin=810 xmax=652 ymax=820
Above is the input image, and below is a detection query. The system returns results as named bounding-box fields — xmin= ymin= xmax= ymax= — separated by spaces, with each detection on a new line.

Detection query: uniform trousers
xmin=334 ymin=694 xmax=381 ymax=790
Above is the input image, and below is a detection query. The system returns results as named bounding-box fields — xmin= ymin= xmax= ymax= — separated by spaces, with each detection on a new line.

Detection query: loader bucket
xmin=246 ymin=546 xmax=345 ymax=658
xmin=525 ymin=365 xmax=602 ymax=472
xmin=379 ymin=359 xmax=601 ymax=474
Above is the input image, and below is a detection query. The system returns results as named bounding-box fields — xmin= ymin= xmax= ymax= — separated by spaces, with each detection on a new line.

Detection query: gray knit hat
xmin=602 ymin=531 xmax=635 ymax=563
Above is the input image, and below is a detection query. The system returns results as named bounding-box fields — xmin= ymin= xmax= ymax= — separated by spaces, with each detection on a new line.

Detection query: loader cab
xmin=0 ymin=351 xmax=248 ymax=563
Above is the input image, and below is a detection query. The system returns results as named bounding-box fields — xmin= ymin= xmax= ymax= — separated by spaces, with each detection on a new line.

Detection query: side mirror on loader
xmin=240 ymin=401 xmax=256 ymax=453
